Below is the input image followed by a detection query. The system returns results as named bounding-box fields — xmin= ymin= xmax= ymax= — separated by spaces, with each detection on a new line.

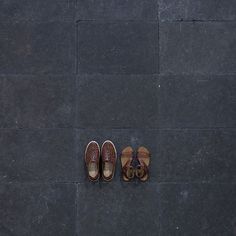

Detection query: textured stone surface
xmin=0 ymin=0 xmax=75 ymax=22
xmin=159 ymin=130 xmax=236 ymax=183
xmin=0 ymin=22 xmax=75 ymax=74
xmin=159 ymin=75 xmax=236 ymax=128
xmin=0 ymin=129 xmax=77 ymax=182
xmin=160 ymin=184 xmax=236 ymax=235
xmin=159 ymin=0 xmax=236 ymax=21
xmin=0 ymin=75 xmax=75 ymax=128
xmin=76 ymin=0 xmax=157 ymax=20
xmin=77 ymin=75 xmax=159 ymax=128
xmin=77 ymin=21 xmax=158 ymax=74
xmin=1 ymin=1 xmax=236 ymax=235
xmin=160 ymin=22 xmax=236 ymax=74
xmin=76 ymin=129 xmax=159 ymax=183
xmin=0 ymin=183 xmax=76 ymax=236
xmin=77 ymin=182 xmax=160 ymax=236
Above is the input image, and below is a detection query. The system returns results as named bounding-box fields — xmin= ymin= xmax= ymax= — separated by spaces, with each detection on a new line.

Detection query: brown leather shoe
xmin=136 ymin=146 xmax=151 ymax=182
xmin=101 ymin=140 xmax=117 ymax=181
xmin=85 ymin=141 xmax=100 ymax=182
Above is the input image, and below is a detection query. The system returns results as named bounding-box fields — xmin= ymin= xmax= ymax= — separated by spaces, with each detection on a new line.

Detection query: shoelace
xmin=90 ymin=147 xmax=98 ymax=162
xmin=104 ymin=147 xmax=112 ymax=161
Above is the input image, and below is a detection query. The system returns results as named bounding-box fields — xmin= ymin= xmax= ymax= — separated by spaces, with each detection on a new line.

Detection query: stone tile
xmin=77 ymin=182 xmax=160 ymax=236
xmin=159 ymin=0 xmax=236 ymax=21
xmin=76 ymin=129 xmax=159 ymax=183
xmin=0 ymin=22 xmax=75 ymax=74
xmin=0 ymin=0 xmax=75 ymax=23
xmin=0 ymin=183 xmax=76 ymax=236
xmin=77 ymin=75 xmax=159 ymax=128
xmin=159 ymin=129 xmax=236 ymax=183
xmin=160 ymin=184 xmax=236 ymax=235
xmin=0 ymin=75 xmax=75 ymax=128
xmin=160 ymin=22 xmax=236 ymax=74
xmin=76 ymin=0 xmax=157 ymax=20
xmin=159 ymin=75 xmax=236 ymax=128
xmin=77 ymin=21 xmax=158 ymax=74
xmin=0 ymin=129 xmax=77 ymax=182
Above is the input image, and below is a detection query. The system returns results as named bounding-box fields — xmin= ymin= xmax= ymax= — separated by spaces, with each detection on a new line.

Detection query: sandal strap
xmin=122 ymin=161 xmax=134 ymax=179
xmin=136 ymin=160 xmax=149 ymax=178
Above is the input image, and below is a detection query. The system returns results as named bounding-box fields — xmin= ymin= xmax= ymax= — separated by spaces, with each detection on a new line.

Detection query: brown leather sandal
xmin=121 ymin=146 xmax=135 ymax=181
xmin=101 ymin=140 xmax=117 ymax=181
xmin=136 ymin=146 xmax=150 ymax=182
xmin=84 ymin=141 xmax=100 ymax=182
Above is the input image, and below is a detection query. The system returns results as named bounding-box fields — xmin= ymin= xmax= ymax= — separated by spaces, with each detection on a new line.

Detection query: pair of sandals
xmin=121 ymin=146 xmax=150 ymax=182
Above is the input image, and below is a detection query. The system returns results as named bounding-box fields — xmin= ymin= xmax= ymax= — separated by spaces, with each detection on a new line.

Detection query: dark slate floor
xmin=0 ymin=1 xmax=236 ymax=235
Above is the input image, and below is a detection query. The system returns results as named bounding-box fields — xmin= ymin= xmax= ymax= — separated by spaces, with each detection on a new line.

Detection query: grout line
xmin=0 ymin=182 xmax=79 ymax=185
xmin=71 ymin=127 xmax=236 ymax=130
xmin=157 ymin=19 xmax=160 ymax=75
xmin=0 ymin=73 xmax=76 ymax=77
xmin=161 ymin=19 xmax=236 ymax=23
xmin=75 ymin=183 xmax=79 ymax=236
xmin=75 ymin=19 xmax=159 ymax=23
xmin=75 ymin=21 xmax=79 ymax=75
xmin=159 ymin=72 xmax=236 ymax=76
xmin=75 ymin=21 xmax=79 ymax=130
xmin=0 ymin=127 xmax=76 ymax=130
xmin=75 ymin=19 xmax=236 ymax=23
xmin=0 ymin=19 xmax=75 ymax=24
xmin=1 ymin=19 xmax=235 ymax=24
xmin=157 ymin=182 xmax=236 ymax=185
xmin=156 ymin=127 xmax=236 ymax=131
xmin=0 ymin=181 xmax=235 ymax=185
xmin=157 ymin=0 xmax=161 ymax=136
xmin=157 ymin=1 xmax=160 ymax=75
xmin=1 ymin=127 xmax=236 ymax=131
xmin=75 ymin=0 xmax=78 ymax=10
xmin=1 ymin=72 xmax=235 ymax=77
xmin=158 ymin=184 xmax=162 ymax=236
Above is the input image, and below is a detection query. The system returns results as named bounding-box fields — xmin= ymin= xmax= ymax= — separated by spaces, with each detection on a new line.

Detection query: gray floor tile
xmin=77 ymin=182 xmax=160 ymax=236
xmin=0 ymin=129 xmax=77 ymax=182
xmin=0 ymin=75 xmax=75 ymax=128
xmin=77 ymin=75 xmax=159 ymax=128
xmin=0 ymin=22 xmax=75 ymax=75
xmin=76 ymin=0 xmax=157 ymax=20
xmin=159 ymin=0 xmax=236 ymax=21
xmin=160 ymin=75 xmax=236 ymax=128
xmin=0 ymin=0 xmax=75 ymax=23
xmin=76 ymin=129 xmax=159 ymax=183
xmin=77 ymin=21 xmax=158 ymax=74
xmin=160 ymin=22 xmax=236 ymax=75
xmin=0 ymin=183 xmax=76 ymax=236
xmin=160 ymin=184 xmax=236 ymax=235
xmin=0 ymin=2 xmax=235 ymax=236
xmin=159 ymin=129 xmax=236 ymax=183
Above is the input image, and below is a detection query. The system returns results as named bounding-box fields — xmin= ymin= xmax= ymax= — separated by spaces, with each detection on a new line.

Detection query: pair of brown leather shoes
xmin=121 ymin=146 xmax=150 ymax=182
xmin=85 ymin=140 xmax=117 ymax=182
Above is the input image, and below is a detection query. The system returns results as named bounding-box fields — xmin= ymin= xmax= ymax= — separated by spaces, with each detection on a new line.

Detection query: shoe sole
xmin=101 ymin=140 xmax=117 ymax=181
xmin=84 ymin=141 xmax=100 ymax=182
